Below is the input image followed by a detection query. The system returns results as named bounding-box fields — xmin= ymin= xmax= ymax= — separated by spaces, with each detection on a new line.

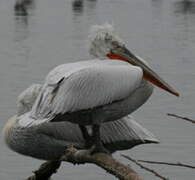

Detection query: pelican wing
xmin=6 ymin=115 xmax=159 ymax=159
xmin=35 ymin=115 xmax=159 ymax=153
xmin=17 ymin=84 xmax=42 ymax=116
xmin=29 ymin=60 xmax=143 ymax=124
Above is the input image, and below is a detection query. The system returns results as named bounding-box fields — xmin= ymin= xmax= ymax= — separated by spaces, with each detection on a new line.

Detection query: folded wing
xmin=30 ymin=60 xmax=143 ymax=124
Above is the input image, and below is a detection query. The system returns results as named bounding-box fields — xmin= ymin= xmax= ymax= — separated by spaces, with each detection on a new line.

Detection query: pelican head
xmin=89 ymin=23 xmax=179 ymax=97
xmin=89 ymin=23 xmax=125 ymax=58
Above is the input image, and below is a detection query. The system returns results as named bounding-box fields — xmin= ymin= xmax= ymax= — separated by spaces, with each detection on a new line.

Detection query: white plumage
xmin=3 ymin=82 xmax=158 ymax=159
xmin=5 ymin=23 xmax=178 ymax=155
xmin=2 ymin=23 xmax=180 ymax=159
xmin=88 ymin=23 xmax=125 ymax=58
xmin=27 ymin=60 xmax=142 ymax=126
xmin=17 ymin=84 xmax=42 ymax=116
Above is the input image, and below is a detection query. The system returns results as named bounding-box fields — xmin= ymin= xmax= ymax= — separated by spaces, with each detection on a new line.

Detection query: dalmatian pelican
xmin=3 ymin=23 xmax=178 ymax=156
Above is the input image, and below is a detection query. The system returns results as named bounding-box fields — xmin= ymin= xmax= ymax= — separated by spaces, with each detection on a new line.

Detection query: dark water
xmin=0 ymin=0 xmax=195 ymax=179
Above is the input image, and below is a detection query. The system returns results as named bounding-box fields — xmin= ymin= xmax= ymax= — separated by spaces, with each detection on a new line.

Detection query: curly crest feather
xmin=88 ymin=23 xmax=125 ymax=58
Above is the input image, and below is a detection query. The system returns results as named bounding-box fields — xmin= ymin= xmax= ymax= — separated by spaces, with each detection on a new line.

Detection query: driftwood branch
xmin=26 ymin=160 xmax=61 ymax=180
xmin=26 ymin=146 xmax=143 ymax=180
xmin=121 ymin=154 xmax=169 ymax=180
xmin=138 ymin=160 xmax=195 ymax=169
xmin=167 ymin=113 xmax=195 ymax=124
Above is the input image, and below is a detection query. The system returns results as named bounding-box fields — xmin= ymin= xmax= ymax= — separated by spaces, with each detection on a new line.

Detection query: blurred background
xmin=0 ymin=0 xmax=195 ymax=179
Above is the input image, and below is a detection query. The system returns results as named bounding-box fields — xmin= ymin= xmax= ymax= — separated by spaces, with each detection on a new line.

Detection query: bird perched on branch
xmin=3 ymin=23 xmax=178 ymax=157
xmin=3 ymin=83 xmax=159 ymax=160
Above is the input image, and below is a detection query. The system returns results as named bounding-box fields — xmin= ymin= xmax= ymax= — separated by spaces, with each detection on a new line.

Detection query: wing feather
xmin=30 ymin=60 xmax=143 ymax=122
xmin=17 ymin=84 xmax=42 ymax=116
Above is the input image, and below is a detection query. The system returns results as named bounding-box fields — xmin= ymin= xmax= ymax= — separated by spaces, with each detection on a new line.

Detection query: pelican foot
xmin=78 ymin=125 xmax=94 ymax=148
xmin=89 ymin=124 xmax=110 ymax=154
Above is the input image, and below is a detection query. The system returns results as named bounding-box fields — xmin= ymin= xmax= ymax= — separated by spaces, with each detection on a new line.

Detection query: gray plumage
xmin=3 ymin=23 xmax=162 ymax=160
xmin=19 ymin=60 xmax=143 ymax=127
xmin=3 ymin=82 xmax=159 ymax=160
xmin=4 ymin=115 xmax=158 ymax=160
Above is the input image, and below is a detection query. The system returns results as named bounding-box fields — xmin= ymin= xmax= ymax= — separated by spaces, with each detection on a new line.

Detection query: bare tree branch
xmin=167 ymin=113 xmax=195 ymax=124
xmin=61 ymin=147 xmax=143 ymax=180
xmin=26 ymin=160 xmax=61 ymax=180
xmin=26 ymin=147 xmax=143 ymax=180
xmin=138 ymin=160 xmax=195 ymax=169
xmin=121 ymin=154 xmax=169 ymax=180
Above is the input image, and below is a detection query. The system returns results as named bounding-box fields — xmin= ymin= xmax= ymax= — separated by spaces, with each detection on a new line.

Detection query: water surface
xmin=0 ymin=0 xmax=195 ymax=179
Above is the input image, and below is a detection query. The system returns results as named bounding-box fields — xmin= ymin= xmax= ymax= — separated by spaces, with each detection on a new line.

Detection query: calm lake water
xmin=0 ymin=0 xmax=195 ymax=179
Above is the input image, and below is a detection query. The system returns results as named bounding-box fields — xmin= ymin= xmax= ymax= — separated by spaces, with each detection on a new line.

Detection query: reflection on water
xmin=14 ymin=0 xmax=35 ymax=30
xmin=14 ymin=16 xmax=29 ymax=43
xmin=72 ymin=0 xmax=97 ymax=16
xmin=174 ymin=0 xmax=195 ymax=14
xmin=14 ymin=0 xmax=35 ymax=16
xmin=13 ymin=0 xmax=35 ymax=62
xmin=72 ymin=0 xmax=84 ymax=14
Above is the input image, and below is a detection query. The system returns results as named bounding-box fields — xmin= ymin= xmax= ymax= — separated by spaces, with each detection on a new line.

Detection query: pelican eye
xmin=104 ymin=33 xmax=112 ymax=42
xmin=111 ymin=41 xmax=125 ymax=53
